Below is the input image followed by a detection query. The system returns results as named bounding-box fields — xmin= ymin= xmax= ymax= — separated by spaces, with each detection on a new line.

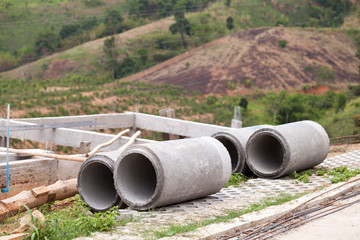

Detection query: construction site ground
xmin=273 ymin=191 xmax=360 ymax=240
xmin=74 ymin=145 xmax=360 ymax=240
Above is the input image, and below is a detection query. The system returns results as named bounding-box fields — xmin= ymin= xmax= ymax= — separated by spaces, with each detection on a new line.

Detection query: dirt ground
xmin=328 ymin=143 xmax=360 ymax=157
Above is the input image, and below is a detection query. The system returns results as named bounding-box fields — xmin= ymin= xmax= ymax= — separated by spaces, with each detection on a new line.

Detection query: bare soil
xmin=122 ymin=27 xmax=360 ymax=94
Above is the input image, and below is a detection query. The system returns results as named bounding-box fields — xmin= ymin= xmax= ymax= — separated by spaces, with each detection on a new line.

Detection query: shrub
xmin=316 ymin=66 xmax=335 ymax=83
xmin=206 ymin=95 xmax=218 ymax=105
xmin=349 ymin=85 xmax=360 ymax=96
xmin=59 ymin=24 xmax=80 ymax=39
xmin=239 ymin=97 xmax=248 ymax=109
xmin=304 ymin=65 xmax=314 ymax=71
xmin=278 ymin=40 xmax=288 ymax=48
xmin=244 ymin=79 xmax=252 ymax=88
xmin=82 ymin=0 xmax=103 ymax=7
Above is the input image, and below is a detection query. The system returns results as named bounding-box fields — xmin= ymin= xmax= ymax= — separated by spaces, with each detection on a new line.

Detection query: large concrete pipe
xmin=246 ymin=121 xmax=329 ymax=179
xmin=113 ymin=137 xmax=231 ymax=210
xmin=212 ymin=125 xmax=271 ymax=174
xmin=78 ymin=151 xmax=126 ymax=212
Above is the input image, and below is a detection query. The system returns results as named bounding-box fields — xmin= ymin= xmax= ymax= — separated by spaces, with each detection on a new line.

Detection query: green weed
xmin=290 ymin=166 xmax=360 ymax=184
xmin=225 ymin=173 xmax=248 ymax=187
xmin=328 ymin=166 xmax=360 ymax=184
xmin=289 ymin=169 xmax=313 ymax=183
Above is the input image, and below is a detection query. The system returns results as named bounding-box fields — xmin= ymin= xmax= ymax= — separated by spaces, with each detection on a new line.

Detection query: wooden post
xmin=0 ymin=137 xmax=6 ymax=147
xmin=159 ymin=109 xmax=178 ymax=140
xmin=79 ymin=141 xmax=91 ymax=154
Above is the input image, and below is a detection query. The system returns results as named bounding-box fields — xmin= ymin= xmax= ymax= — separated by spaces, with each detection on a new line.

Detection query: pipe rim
xmin=212 ymin=132 xmax=245 ymax=174
xmin=246 ymin=128 xmax=290 ymax=178
xmin=78 ymin=156 xmax=120 ymax=212
xmin=114 ymin=146 xmax=164 ymax=209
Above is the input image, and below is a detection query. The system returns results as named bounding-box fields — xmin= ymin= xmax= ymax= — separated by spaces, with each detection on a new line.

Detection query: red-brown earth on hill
xmin=122 ymin=27 xmax=360 ymax=94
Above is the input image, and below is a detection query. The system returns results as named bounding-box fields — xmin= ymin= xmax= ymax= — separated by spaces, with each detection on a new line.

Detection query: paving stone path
xmin=77 ymin=150 xmax=360 ymax=239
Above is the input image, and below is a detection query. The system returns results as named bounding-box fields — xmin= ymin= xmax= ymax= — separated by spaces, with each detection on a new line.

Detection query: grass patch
xmin=153 ymin=193 xmax=302 ymax=238
xmin=290 ymin=166 xmax=360 ymax=184
xmin=23 ymin=195 xmax=132 ymax=240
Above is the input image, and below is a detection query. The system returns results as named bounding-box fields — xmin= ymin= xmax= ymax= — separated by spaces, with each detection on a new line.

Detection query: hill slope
xmin=121 ymin=27 xmax=360 ymax=94
xmin=0 ymin=19 xmax=174 ymax=80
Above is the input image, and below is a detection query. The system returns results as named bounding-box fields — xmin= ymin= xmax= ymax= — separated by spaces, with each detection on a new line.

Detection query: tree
xmin=59 ymin=24 xmax=80 ymax=39
xmin=265 ymin=91 xmax=287 ymax=124
xmin=169 ymin=1 xmax=191 ymax=47
xmin=35 ymin=32 xmax=60 ymax=55
xmin=239 ymin=97 xmax=248 ymax=110
xmin=118 ymin=55 xmax=140 ymax=77
xmin=226 ymin=17 xmax=234 ymax=31
xmin=349 ymin=85 xmax=360 ymax=96
xmin=335 ymin=92 xmax=347 ymax=112
xmin=81 ymin=17 xmax=98 ymax=30
xmin=136 ymin=48 xmax=148 ymax=65
xmin=103 ymin=9 xmax=124 ymax=36
xmin=0 ymin=0 xmax=12 ymax=10
xmin=0 ymin=51 xmax=17 ymax=72
xmin=224 ymin=0 xmax=231 ymax=8
xmin=103 ymin=36 xmax=119 ymax=78
xmin=278 ymin=93 xmax=305 ymax=124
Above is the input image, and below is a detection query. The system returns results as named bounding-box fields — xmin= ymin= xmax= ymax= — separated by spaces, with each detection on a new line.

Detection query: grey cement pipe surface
xmin=212 ymin=125 xmax=271 ymax=174
xmin=113 ymin=137 xmax=231 ymax=210
xmin=246 ymin=120 xmax=329 ymax=179
xmin=78 ymin=151 xmax=126 ymax=212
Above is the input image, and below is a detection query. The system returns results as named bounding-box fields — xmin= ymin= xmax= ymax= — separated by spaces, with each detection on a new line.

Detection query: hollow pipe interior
xmin=116 ymin=153 xmax=157 ymax=205
xmin=78 ymin=161 xmax=117 ymax=211
xmin=247 ymin=134 xmax=284 ymax=175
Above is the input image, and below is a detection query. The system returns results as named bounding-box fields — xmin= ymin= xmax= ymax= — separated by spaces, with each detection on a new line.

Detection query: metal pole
xmin=1 ymin=104 xmax=10 ymax=193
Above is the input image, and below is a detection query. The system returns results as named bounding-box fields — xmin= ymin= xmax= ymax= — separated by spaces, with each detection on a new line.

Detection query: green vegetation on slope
xmin=0 ymin=0 xmax=357 ymax=78
xmin=0 ymin=0 xmax=214 ymax=73
xmin=0 ymin=73 xmax=359 ymax=138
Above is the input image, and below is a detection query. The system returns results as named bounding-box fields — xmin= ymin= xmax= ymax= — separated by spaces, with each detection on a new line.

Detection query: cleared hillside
xmin=121 ymin=27 xmax=360 ymax=94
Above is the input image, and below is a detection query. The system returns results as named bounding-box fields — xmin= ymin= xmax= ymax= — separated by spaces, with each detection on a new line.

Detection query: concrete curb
xmin=192 ymin=176 xmax=360 ymax=240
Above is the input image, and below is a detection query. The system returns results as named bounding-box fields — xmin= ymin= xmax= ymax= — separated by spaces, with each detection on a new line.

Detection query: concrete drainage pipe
xmin=78 ymin=151 xmax=127 ymax=212
xmin=212 ymin=125 xmax=271 ymax=174
xmin=246 ymin=121 xmax=329 ymax=179
xmin=113 ymin=137 xmax=231 ymax=210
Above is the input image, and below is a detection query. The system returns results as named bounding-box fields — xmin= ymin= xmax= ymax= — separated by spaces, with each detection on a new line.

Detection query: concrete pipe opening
xmin=78 ymin=161 xmax=118 ymax=212
xmin=247 ymin=134 xmax=285 ymax=175
xmin=214 ymin=136 xmax=239 ymax=173
xmin=116 ymin=153 xmax=157 ymax=206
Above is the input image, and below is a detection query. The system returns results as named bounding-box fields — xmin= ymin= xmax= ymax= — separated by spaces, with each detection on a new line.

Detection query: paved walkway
xmin=77 ymin=150 xmax=360 ymax=240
